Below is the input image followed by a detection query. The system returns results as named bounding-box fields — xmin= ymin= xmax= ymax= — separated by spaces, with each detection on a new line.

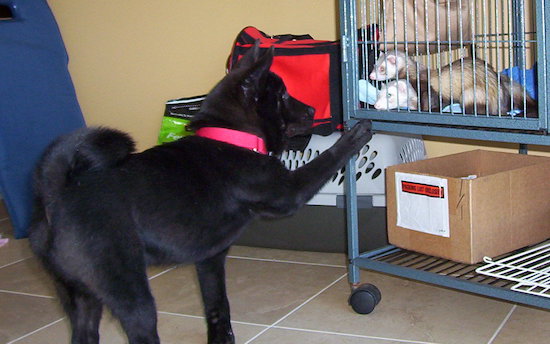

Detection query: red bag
xmin=228 ymin=26 xmax=342 ymax=135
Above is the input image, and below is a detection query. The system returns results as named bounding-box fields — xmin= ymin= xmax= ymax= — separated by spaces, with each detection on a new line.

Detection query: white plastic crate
xmin=280 ymin=132 xmax=426 ymax=207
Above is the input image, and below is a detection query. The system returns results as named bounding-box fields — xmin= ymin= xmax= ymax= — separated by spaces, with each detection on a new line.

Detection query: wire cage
xmin=341 ymin=0 xmax=550 ymax=145
xmin=339 ymin=0 xmax=550 ymax=313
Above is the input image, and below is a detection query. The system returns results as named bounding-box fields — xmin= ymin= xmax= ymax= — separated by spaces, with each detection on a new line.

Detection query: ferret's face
xmin=373 ymin=81 xmax=417 ymax=110
xmin=370 ymin=65 xmax=388 ymax=80
xmin=369 ymin=53 xmax=397 ymax=81
xmin=374 ymin=85 xmax=398 ymax=109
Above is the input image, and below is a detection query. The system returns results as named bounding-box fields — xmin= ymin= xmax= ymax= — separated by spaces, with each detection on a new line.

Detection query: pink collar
xmin=195 ymin=127 xmax=268 ymax=154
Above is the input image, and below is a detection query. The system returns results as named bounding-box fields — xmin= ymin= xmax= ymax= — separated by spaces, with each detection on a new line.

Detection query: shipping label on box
xmin=395 ymin=172 xmax=450 ymax=238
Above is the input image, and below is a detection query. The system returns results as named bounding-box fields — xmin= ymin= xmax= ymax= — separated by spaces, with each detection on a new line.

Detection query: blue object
xmin=501 ymin=64 xmax=538 ymax=100
xmin=358 ymin=79 xmax=378 ymax=105
xmin=0 ymin=0 xmax=85 ymax=238
xmin=442 ymin=103 xmax=463 ymax=113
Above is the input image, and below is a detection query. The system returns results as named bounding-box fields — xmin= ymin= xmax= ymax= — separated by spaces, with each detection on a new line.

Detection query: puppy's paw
xmin=345 ymin=120 xmax=373 ymax=148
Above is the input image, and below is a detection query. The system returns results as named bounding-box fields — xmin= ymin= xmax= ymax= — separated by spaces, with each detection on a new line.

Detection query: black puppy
xmin=29 ymin=43 xmax=372 ymax=344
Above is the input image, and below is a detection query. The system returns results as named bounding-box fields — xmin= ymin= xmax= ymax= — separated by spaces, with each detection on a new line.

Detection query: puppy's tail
xmin=34 ymin=127 xmax=135 ymax=210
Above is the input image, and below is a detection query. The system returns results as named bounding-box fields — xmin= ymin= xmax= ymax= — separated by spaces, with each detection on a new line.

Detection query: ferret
xmin=371 ymin=51 xmax=537 ymax=116
xmin=376 ymin=73 xmax=537 ymax=117
xmin=369 ymin=50 xmax=427 ymax=81
xmin=374 ymin=80 xmax=418 ymax=110
xmin=374 ymin=79 xmax=440 ymax=111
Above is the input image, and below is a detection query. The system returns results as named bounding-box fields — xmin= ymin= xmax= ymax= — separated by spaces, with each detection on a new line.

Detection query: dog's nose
xmin=307 ymin=106 xmax=315 ymax=118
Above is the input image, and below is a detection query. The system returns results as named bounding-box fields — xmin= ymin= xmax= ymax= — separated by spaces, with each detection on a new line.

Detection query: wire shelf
xmin=353 ymin=241 xmax=550 ymax=309
xmin=476 ymin=242 xmax=550 ymax=299
xmin=364 ymin=247 xmax=515 ymax=287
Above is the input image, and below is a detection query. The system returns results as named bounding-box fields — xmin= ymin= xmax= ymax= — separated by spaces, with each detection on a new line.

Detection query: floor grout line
xmin=157 ymin=310 xmax=205 ymax=320
xmin=0 ymin=289 xmax=56 ymax=299
xmin=160 ymin=307 xmax=442 ymax=344
xmin=0 ymin=256 xmax=33 ymax=270
xmin=486 ymin=304 xmax=517 ymax=344
xmin=244 ymin=272 xmax=349 ymax=344
xmin=158 ymin=310 xmax=270 ymax=328
xmin=6 ymin=317 xmax=65 ymax=344
xmin=159 ymin=309 xmax=442 ymax=344
xmin=148 ymin=265 xmax=179 ymax=280
xmin=270 ymin=325 xmax=443 ymax=344
xmin=227 ymin=255 xmax=346 ymax=268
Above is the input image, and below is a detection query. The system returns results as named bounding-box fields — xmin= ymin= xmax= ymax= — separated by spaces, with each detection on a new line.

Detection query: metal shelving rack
xmin=339 ymin=0 xmax=550 ymax=313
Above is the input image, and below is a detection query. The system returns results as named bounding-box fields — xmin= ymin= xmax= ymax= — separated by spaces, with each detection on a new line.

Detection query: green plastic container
xmin=157 ymin=95 xmax=206 ymax=144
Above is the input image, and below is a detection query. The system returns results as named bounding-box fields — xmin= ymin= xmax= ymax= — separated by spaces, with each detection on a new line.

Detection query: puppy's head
xmin=257 ymin=71 xmax=314 ymax=154
xmin=189 ymin=42 xmax=314 ymax=155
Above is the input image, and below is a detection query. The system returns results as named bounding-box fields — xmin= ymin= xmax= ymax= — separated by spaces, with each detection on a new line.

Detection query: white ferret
xmin=374 ymin=80 xmax=418 ymax=110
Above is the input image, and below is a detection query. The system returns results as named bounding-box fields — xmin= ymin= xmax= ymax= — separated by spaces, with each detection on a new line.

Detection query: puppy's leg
xmin=54 ymin=279 xmax=102 ymax=344
xmin=195 ymin=249 xmax=234 ymax=344
xmin=291 ymin=121 xmax=372 ymax=199
xmin=99 ymin=268 xmax=160 ymax=344
xmin=255 ymin=120 xmax=373 ymax=217
xmin=30 ymin=219 xmax=103 ymax=344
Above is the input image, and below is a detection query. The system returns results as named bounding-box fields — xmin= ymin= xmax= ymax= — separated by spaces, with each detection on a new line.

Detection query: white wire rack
xmin=476 ymin=242 xmax=550 ymax=299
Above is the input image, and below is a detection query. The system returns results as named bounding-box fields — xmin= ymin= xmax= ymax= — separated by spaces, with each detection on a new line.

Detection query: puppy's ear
xmin=241 ymin=45 xmax=274 ymax=103
xmin=233 ymin=40 xmax=263 ymax=70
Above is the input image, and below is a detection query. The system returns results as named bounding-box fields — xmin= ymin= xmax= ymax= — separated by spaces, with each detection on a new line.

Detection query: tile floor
xmin=1 ymin=202 xmax=549 ymax=344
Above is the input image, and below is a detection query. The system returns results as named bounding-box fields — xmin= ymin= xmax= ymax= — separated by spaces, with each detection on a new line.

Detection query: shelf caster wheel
xmin=348 ymin=283 xmax=381 ymax=314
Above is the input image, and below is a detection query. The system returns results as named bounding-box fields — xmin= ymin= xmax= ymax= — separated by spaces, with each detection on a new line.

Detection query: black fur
xmin=29 ymin=42 xmax=373 ymax=344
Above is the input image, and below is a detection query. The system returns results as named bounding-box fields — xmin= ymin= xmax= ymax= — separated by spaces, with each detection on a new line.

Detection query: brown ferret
xmin=426 ymin=58 xmax=537 ymax=116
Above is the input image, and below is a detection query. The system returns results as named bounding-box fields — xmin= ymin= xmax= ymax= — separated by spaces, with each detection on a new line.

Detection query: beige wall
xmin=48 ymin=0 xmax=339 ymax=151
xmin=48 ymin=0 xmax=550 ymax=157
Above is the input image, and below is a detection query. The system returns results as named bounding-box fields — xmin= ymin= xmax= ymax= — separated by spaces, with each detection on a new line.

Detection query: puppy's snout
xmin=306 ymin=106 xmax=315 ymax=119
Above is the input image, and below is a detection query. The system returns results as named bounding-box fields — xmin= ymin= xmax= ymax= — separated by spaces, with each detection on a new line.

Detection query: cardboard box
xmin=386 ymin=150 xmax=550 ymax=264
